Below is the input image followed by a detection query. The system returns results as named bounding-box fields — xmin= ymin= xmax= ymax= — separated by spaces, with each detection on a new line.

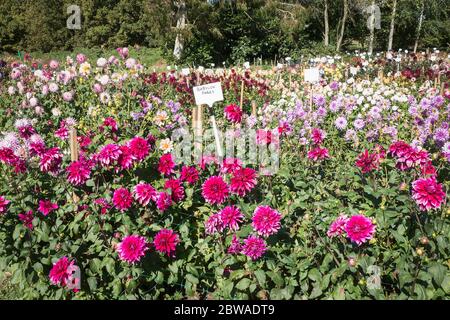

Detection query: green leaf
xmin=236 ymin=278 xmax=251 ymax=291
xmin=254 ymin=270 xmax=266 ymax=286
xmin=87 ymin=277 xmax=97 ymax=291
xmin=428 ymin=263 xmax=446 ymax=286
xmin=186 ymin=274 xmax=199 ymax=285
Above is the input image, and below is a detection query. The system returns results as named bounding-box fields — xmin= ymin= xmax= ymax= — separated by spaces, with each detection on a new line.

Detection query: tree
xmin=387 ymin=0 xmax=397 ymax=51
xmin=173 ymin=0 xmax=187 ymax=60
xmin=336 ymin=0 xmax=348 ymax=51
xmin=324 ymin=0 xmax=329 ymax=46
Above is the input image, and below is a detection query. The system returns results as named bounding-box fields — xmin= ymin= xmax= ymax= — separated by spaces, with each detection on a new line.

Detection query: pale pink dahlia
xmin=117 ymin=235 xmax=148 ymax=264
xmin=230 ymin=167 xmax=257 ymax=197
xmin=252 ymin=205 xmax=281 ymax=237
xmin=219 ymin=206 xmax=244 ymax=231
xmin=112 ymin=187 xmax=133 ymax=211
xmin=241 ymin=235 xmax=267 ymax=260
xmin=344 ymin=215 xmax=376 ymax=245
xmin=412 ymin=177 xmax=446 ymax=211
xmin=49 ymin=256 xmax=76 ymax=286
xmin=327 ymin=214 xmax=349 ymax=238
xmin=153 ymin=229 xmax=180 ymax=257
xmin=202 ymin=176 xmax=229 ymax=205
xmin=133 ymin=183 xmax=157 ymax=206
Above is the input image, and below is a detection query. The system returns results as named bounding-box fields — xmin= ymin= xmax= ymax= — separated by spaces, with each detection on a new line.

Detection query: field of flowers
xmin=0 ymin=49 xmax=449 ymax=300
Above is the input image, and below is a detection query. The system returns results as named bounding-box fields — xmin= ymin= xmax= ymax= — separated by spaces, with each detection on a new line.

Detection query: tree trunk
xmin=173 ymin=0 xmax=186 ymax=60
xmin=368 ymin=0 xmax=376 ymax=55
xmin=336 ymin=0 xmax=348 ymax=52
xmin=413 ymin=0 xmax=425 ymax=53
xmin=324 ymin=0 xmax=329 ymax=46
xmin=387 ymin=0 xmax=397 ymax=51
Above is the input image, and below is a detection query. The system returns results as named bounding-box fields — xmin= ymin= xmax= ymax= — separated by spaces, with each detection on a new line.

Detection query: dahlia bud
xmin=420 ymin=237 xmax=429 ymax=245
xmin=304 ymin=213 xmax=310 ymax=221
xmin=348 ymin=258 xmax=357 ymax=267
xmin=399 ymin=182 xmax=408 ymax=191
xmin=114 ymin=232 xmax=121 ymax=239
xmin=416 ymin=247 xmax=424 ymax=256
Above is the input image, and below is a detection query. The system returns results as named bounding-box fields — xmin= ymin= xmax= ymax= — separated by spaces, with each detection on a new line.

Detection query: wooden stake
xmin=440 ymin=82 xmax=445 ymax=96
xmin=69 ymin=128 xmax=79 ymax=162
xmin=251 ymin=100 xmax=257 ymax=117
xmin=240 ymin=79 xmax=245 ymax=110
xmin=210 ymin=115 xmax=223 ymax=159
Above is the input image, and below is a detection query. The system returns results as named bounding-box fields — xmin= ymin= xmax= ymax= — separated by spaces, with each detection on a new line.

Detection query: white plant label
xmin=193 ymin=82 xmax=223 ymax=108
xmin=243 ymin=61 xmax=250 ymax=69
xmin=181 ymin=68 xmax=190 ymax=76
xmin=304 ymin=68 xmax=320 ymax=83
xmin=350 ymin=67 xmax=358 ymax=75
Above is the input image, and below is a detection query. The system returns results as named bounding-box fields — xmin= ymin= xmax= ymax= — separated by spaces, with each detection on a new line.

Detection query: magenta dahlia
xmin=230 ymin=167 xmax=257 ymax=197
xmin=412 ymin=177 xmax=445 ymax=211
xmin=227 ymin=234 xmax=242 ymax=254
xmin=307 ymin=147 xmax=329 ymax=161
xmin=133 ymin=183 xmax=157 ymax=206
xmin=49 ymin=256 xmax=77 ymax=286
xmin=153 ymin=229 xmax=180 ymax=257
xmin=252 ymin=205 xmax=282 ymax=237
xmin=117 ymin=145 xmax=134 ymax=171
xmin=241 ymin=235 xmax=267 ymax=260
xmin=39 ymin=147 xmax=63 ymax=174
xmin=0 ymin=196 xmax=10 ymax=215
xmin=38 ymin=200 xmax=58 ymax=216
xmin=205 ymin=213 xmax=224 ymax=235
xmin=156 ymin=191 xmax=172 ymax=212
xmin=224 ymin=104 xmax=243 ymax=123
xmin=219 ymin=205 xmax=244 ymax=231
xmin=180 ymin=165 xmax=199 ymax=185
xmin=344 ymin=215 xmax=376 ymax=245
xmin=164 ymin=179 xmax=185 ymax=202
xmin=202 ymin=176 xmax=230 ymax=205
xmin=128 ymin=136 xmax=150 ymax=161
xmin=158 ymin=153 xmax=175 ymax=176
xmin=66 ymin=158 xmax=93 ymax=185
xmin=112 ymin=187 xmax=133 ymax=211
xmin=355 ymin=150 xmax=380 ymax=173
xmin=117 ymin=235 xmax=148 ymax=264
xmin=97 ymin=144 xmax=122 ymax=167
xmin=18 ymin=210 xmax=34 ymax=230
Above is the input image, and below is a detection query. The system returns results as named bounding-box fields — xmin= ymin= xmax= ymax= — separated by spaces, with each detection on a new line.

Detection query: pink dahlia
xmin=202 ymin=176 xmax=229 ymax=205
xmin=224 ymin=104 xmax=243 ymax=123
xmin=95 ymin=198 xmax=111 ymax=215
xmin=219 ymin=206 xmax=244 ymax=231
xmin=327 ymin=214 xmax=349 ymax=238
xmin=412 ymin=177 xmax=445 ymax=211
xmin=230 ymin=167 xmax=257 ymax=197
xmin=128 ymin=136 xmax=150 ymax=161
xmin=54 ymin=125 xmax=69 ymax=140
xmin=0 ymin=196 xmax=10 ymax=214
xmin=227 ymin=234 xmax=242 ymax=254
xmin=103 ymin=117 xmax=118 ymax=132
xmin=205 ymin=213 xmax=224 ymax=235
xmin=49 ymin=256 xmax=76 ymax=286
xmin=38 ymin=200 xmax=58 ymax=216
xmin=66 ymin=158 xmax=93 ymax=185
xmin=344 ymin=215 xmax=376 ymax=245
xmin=113 ymin=187 xmax=133 ymax=211
xmin=117 ymin=145 xmax=134 ymax=171
xmin=133 ymin=183 xmax=157 ymax=206
xmin=355 ymin=150 xmax=380 ymax=173
xmin=117 ymin=235 xmax=148 ymax=264
xmin=180 ymin=165 xmax=199 ymax=185
xmin=241 ymin=235 xmax=267 ymax=260
xmin=39 ymin=147 xmax=63 ymax=174
xmin=18 ymin=210 xmax=34 ymax=230
xmin=97 ymin=144 xmax=122 ymax=167
xmin=156 ymin=191 xmax=172 ymax=212
xmin=252 ymin=205 xmax=282 ymax=237
xmin=311 ymin=128 xmax=326 ymax=145
xmin=420 ymin=161 xmax=437 ymax=177
xmin=164 ymin=179 xmax=185 ymax=202
xmin=153 ymin=229 xmax=180 ymax=257
xmin=158 ymin=153 xmax=175 ymax=176
xmin=220 ymin=158 xmax=242 ymax=174
xmin=307 ymin=147 xmax=329 ymax=161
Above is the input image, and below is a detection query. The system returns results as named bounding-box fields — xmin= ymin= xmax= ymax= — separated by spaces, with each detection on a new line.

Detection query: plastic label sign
xmin=181 ymin=68 xmax=190 ymax=76
xmin=193 ymin=82 xmax=224 ymax=107
xmin=304 ymin=68 xmax=320 ymax=83
xmin=350 ymin=67 xmax=358 ymax=75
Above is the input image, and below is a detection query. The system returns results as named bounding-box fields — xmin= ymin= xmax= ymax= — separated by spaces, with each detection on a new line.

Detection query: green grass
xmin=1 ymin=47 xmax=167 ymax=69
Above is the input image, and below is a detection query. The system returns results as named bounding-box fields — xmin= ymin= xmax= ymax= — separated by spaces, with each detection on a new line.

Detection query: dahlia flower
xmin=344 ymin=215 xmax=376 ymax=245
xmin=153 ymin=229 xmax=180 ymax=257
xmin=158 ymin=153 xmax=175 ymax=176
xmin=180 ymin=165 xmax=199 ymax=185
xmin=18 ymin=210 xmax=34 ymax=230
xmin=128 ymin=136 xmax=150 ymax=161
xmin=39 ymin=147 xmax=63 ymax=174
xmin=224 ymin=104 xmax=243 ymax=123
xmin=227 ymin=234 xmax=242 ymax=254
xmin=38 ymin=200 xmax=58 ymax=216
xmin=164 ymin=179 xmax=185 ymax=202
xmin=117 ymin=235 xmax=148 ymax=264
xmin=412 ymin=177 xmax=445 ymax=211
xmin=49 ymin=256 xmax=77 ymax=287
xmin=133 ymin=183 xmax=157 ymax=206
xmin=66 ymin=158 xmax=93 ymax=185
xmin=252 ymin=206 xmax=282 ymax=237
xmin=219 ymin=206 xmax=244 ymax=231
xmin=113 ymin=188 xmax=133 ymax=211
xmin=97 ymin=144 xmax=122 ymax=167
xmin=327 ymin=214 xmax=349 ymax=238
xmin=202 ymin=176 xmax=230 ymax=205
xmin=0 ymin=196 xmax=10 ymax=214
xmin=241 ymin=235 xmax=267 ymax=260
xmin=156 ymin=191 xmax=172 ymax=212
xmin=205 ymin=213 xmax=224 ymax=235
xmin=307 ymin=147 xmax=329 ymax=161
xmin=355 ymin=150 xmax=380 ymax=173
xmin=230 ymin=167 xmax=257 ymax=197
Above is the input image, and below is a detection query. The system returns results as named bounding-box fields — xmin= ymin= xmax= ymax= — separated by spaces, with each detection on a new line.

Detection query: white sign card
xmin=193 ymin=82 xmax=224 ymax=108
xmin=350 ymin=67 xmax=358 ymax=75
xmin=181 ymin=68 xmax=190 ymax=76
xmin=243 ymin=61 xmax=250 ymax=69
xmin=304 ymin=68 xmax=320 ymax=83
